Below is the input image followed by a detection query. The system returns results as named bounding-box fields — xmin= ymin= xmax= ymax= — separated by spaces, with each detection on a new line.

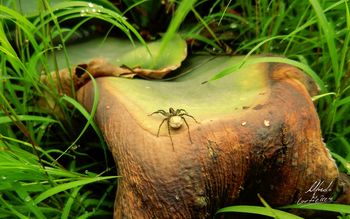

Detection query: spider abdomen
xmin=169 ymin=116 xmax=183 ymax=129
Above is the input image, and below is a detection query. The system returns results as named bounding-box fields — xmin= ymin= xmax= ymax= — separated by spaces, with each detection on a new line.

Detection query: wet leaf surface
xmin=46 ymin=35 xmax=187 ymax=80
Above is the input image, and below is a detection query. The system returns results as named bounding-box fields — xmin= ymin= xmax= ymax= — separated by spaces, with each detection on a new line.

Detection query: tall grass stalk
xmin=155 ymin=0 xmax=197 ymax=66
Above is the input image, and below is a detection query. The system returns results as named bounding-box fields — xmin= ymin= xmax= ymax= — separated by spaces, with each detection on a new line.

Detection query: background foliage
xmin=0 ymin=0 xmax=349 ymax=218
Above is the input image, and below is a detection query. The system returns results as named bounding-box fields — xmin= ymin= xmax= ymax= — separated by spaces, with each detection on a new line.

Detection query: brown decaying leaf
xmin=42 ymin=57 xmax=177 ymax=96
xmin=39 ymin=56 xmax=182 ymax=117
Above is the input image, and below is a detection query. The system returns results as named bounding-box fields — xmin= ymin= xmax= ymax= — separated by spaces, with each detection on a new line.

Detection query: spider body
xmin=149 ymin=107 xmax=199 ymax=149
xmin=169 ymin=116 xmax=183 ymax=129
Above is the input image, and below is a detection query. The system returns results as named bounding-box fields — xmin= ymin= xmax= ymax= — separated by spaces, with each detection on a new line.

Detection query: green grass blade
xmin=281 ymin=203 xmax=350 ymax=214
xmin=0 ymin=115 xmax=57 ymax=124
xmin=215 ymin=205 xmax=303 ymax=219
xmin=12 ymin=182 xmax=46 ymax=219
xmin=210 ymin=56 xmax=324 ymax=92
xmin=339 ymin=0 xmax=350 ymax=76
xmin=33 ymin=175 xmax=118 ymax=204
xmin=311 ymin=92 xmax=336 ymax=101
xmin=0 ymin=195 xmax=29 ymax=219
xmin=57 ymin=73 xmax=108 ymax=165
xmin=61 ymin=187 xmax=81 ymax=219
xmin=331 ymin=152 xmax=350 ymax=173
xmin=155 ymin=0 xmax=198 ymax=66
xmin=336 ymin=96 xmax=350 ymax=108
xmin=309 ymin=0 xmax=339 ymax=88
xmin=258 ymin=194 xmax=281 ymax=219
xmin=191 ymin=7 xmax=221 ymax=48
xmin=121 ymin=0 xmax=148 ymax=15
xmin=47 ymin=1 xmax=148 ymax=50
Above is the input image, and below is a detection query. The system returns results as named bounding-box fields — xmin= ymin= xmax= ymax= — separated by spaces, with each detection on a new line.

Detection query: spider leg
xmin=148 ymin=110 xmax=168 ymax=117
xmin=177 ymin=109 xmax=188 ymax=115
xmin=167 ymin=119 xmax=175 ymax=150
xmin=156 ymin=118 xmax=168 ymax=137
xmin=180 ymin=113 xmax=200 ymax=123
xmin=182 ymin=117 xmax=193 ymax=144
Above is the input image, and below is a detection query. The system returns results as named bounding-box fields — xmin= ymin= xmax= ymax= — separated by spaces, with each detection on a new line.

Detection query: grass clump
xmin=0 ymin=0 xmax=128 ymax=217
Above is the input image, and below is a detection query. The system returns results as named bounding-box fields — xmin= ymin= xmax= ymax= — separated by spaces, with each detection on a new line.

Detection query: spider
xmin=149 ymin=107 xmax=199 ymax=150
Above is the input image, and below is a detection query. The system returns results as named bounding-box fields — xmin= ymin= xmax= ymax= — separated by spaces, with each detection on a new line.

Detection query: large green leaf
xmin=115 ymin=34 xmax=187 ymax=70
xmin=47 ymin=36 xmax=187 ymax=79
